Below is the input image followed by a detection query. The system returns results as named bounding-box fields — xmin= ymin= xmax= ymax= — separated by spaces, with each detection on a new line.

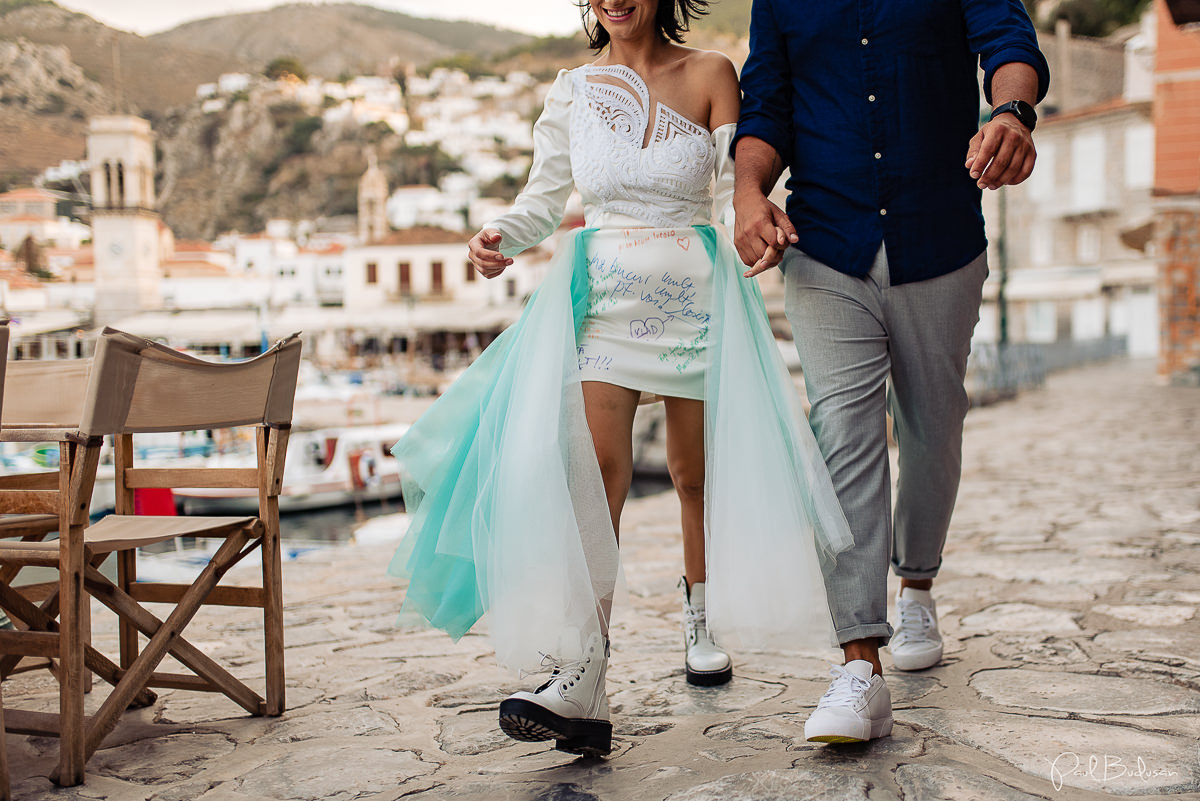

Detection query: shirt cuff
xmin=730 ymin=117 xmax=792 ymax=168
xmin=981 ymin=45 xmax=1051 ymax=105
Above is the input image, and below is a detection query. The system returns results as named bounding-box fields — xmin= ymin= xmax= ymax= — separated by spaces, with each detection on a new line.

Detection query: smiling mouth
xmin=603 ymin=7 xmax=634 ymax=21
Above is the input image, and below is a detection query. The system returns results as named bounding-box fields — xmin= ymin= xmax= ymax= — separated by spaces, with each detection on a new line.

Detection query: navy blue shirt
xmin=735 ymin=0 xmax=1049 ymax=284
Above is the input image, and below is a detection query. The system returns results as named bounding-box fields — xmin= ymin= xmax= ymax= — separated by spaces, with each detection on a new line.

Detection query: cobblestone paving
xmin=5 ymin=360 xmax=1199 ymax=800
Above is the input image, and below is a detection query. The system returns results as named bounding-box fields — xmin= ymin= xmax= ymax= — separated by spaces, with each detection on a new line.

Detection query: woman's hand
xmin=468 ymin=229 xmax=513 ymax=278
xmin=734 ymin=190 xmax=794 ymax=278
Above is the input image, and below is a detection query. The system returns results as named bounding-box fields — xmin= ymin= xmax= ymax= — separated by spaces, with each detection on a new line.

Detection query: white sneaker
xmin=681 ymin=578 xmax=732 ymax=686
xmin=804 ymin=660 xmax=893 ymax=743
xmin=890 ymin=587 xmax=943 ymax=671
xmin=498 ymin=632 xmax=612 ymax=756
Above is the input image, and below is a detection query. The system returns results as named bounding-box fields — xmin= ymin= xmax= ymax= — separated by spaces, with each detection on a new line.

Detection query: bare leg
xmin=581 ymin=381 xmax=640 ymax=541
xmin=842 ymin=638 xmax=883 ymax=676
xmin=900 ymin=578 xmax=933 ymax=591
xmin=844 ymin=578 xmax=933 ymax=675
xmin=663 ymin=396 xmax=705 ymax=588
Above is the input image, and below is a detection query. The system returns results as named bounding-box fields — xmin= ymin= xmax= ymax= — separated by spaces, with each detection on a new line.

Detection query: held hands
xmin=468 ymin=229 xmax=513 ymax=278
xmin=732 ymin=191 xmax=797 ymax=278
xmin=965 ymin=114 xmax=1036 ymax=190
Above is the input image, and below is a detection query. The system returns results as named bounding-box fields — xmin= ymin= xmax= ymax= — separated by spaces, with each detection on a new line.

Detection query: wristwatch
xmin=990 ymin=100 xmax=1037 ymax=132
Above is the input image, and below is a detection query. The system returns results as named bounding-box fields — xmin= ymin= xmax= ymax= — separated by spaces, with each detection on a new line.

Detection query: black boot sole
xmin=686 ymin=664 xmax=733 ymax=686
xmin=498 ymin=698 xmax=613 ymax=756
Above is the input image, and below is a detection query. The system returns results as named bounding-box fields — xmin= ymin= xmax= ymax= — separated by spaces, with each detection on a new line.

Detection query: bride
xmin=389 ymin=0 xmax=852 ymax=758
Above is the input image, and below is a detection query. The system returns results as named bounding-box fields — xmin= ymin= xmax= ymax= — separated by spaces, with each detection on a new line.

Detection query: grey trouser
xmin=783 ymin=245 xmax=987 ymax=646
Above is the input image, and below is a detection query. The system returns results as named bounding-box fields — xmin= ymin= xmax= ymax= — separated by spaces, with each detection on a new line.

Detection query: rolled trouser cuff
xmin=891 ymin=560 xmax=941 ymax=580
xmin=834 ymin=622 xmax=894 ymax=648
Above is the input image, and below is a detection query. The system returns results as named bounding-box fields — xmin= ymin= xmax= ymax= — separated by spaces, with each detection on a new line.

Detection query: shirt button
xmin=874 ymin=152 xmax=882 ymax=159
xmin=880 ymin=209 xmax=888 ymax=216
xmin=868 ymin=94 xmax=877 ymax=102
xmin=861 ymin=38 xmax=869 ymax=45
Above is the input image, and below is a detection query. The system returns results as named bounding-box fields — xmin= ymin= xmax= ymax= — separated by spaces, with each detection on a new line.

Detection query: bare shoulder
xmin=683 ymin=48 xmax=738 ymax=83
xmin=673 ymin=49 xmax=738 ymax=97
xmin=681 ymin=49 xmax=739 ymax=127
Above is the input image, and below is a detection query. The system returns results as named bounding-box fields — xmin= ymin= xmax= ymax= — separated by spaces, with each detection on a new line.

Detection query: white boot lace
xmin=683 ymin=603 xmax=706 ymax=644
xmin=895 ymin=597 xmax=934 ymax=645
xmin=819 ymin=664 xmax=872 ymax=707
xmin=524 ymin=651 xmax=591 ymax=693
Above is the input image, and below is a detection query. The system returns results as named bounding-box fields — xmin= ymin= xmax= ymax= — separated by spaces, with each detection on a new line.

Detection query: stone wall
xmin=1157 ymin=206 xmax=1200 ymax=383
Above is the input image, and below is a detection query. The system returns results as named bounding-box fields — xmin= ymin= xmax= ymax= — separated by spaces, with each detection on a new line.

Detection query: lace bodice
xmin=571 ymin=65 xmax=715 ymax=229
xmin=485 ymin=66 xmax=736 ymax=258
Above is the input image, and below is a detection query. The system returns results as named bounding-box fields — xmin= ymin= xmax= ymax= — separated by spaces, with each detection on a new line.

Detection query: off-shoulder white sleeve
xmin=483 ymin=69 xmax=575 ymax=258
xmin=712 ymin=122 xmax=737 ymax=229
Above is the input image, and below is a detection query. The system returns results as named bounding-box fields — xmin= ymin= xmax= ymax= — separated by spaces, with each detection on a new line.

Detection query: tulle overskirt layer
xmin=389 ymin=226 xmax=852 ymax=673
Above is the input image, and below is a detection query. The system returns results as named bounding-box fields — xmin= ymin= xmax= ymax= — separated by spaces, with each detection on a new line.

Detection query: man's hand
xmin=965 ymin=114 xmax=1036 ymax=191
xmin=467 ymin=228 xmax=512 ymax=279
xmin=733 ymin=190 xmax=797 ymax=277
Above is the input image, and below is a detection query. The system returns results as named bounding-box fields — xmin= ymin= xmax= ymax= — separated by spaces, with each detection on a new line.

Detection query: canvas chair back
xmin=1 ymin=359 xmax=91 ymax=432
xmin=82 ymin=328 xmax=302 ymax=437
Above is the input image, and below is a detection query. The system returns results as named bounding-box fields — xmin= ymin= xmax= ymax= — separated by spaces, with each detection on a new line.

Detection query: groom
xmin=732 ymin=0 xmax=1048 ymax=743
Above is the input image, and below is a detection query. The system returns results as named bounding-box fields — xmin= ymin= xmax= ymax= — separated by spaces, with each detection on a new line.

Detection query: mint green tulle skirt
xmin=389 ymin=226 xmax=852 ymax=673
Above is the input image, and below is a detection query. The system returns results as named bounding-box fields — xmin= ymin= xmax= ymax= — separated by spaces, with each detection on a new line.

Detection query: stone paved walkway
xmin=5 ymin=359 xmax=1199 ymax=800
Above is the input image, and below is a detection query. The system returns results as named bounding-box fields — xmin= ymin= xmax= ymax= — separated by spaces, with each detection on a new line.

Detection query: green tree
xmin=264 ymin=56 xmax=309 ymax=82
xmin=0 ymin=1 xmax=52 ymax=16
xmin=284 ymin=116 xmax=323 ymax=156
xmin=1049 ymin=0 xmax=1152 ymax=36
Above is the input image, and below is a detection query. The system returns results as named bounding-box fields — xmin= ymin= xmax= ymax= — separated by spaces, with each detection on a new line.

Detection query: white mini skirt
xmin=576 ymin=227 xmax=714 ymax=400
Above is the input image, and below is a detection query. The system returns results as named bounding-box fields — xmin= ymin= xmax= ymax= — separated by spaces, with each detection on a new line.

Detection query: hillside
xmin=0 ymin=2 xmax=252 ymax=114
xmin=149 ymin=3 xmax=532 ymax=82
xmin=0 ymin=1 xmax=537 ymax=184
xmin=0 ymin=35 xmax=110 ymax=180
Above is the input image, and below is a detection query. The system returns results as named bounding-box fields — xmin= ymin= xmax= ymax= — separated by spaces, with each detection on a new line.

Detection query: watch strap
xmin=990 ymin=100 xmax=1036 ymax=132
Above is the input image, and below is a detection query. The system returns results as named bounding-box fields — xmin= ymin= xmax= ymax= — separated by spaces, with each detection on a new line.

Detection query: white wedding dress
xmin=390 ymin=64 xmax=853 ymax=673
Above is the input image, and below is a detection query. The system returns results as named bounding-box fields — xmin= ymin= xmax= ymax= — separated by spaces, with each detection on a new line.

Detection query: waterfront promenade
xmin=5 ymin=359 xmax=1199 ymax=800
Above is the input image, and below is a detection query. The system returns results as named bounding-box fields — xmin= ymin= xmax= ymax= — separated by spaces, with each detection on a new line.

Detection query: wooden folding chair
xmin=0 ymin=328 xmax=301 ymax=786
xmin=0 ymin=347 xmax=109 ymax=788
xmin=0 ymin=320 xmax=62 ymax=596
xmin=0 ymin=354 xmax=93 ymax=684
xmin=0 ymin=318 xmax=9 ymax=801
xmin=77 ymin=329 xmax=300 ymax=779
xmin=0 ymin=341 xmax=162 ymax=787
xmin=1 ymin=680 xmax=9 ymax=801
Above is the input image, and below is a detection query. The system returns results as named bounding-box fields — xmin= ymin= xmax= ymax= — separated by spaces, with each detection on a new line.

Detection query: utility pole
xmin=997 ymin=185 xmax=1009 ymax=348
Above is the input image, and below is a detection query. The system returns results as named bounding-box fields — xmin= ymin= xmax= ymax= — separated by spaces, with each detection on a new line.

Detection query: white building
xmin=268 ymin=244 xmax=346 ymax=307
xmin=0 ymin=187 xmax=91 ymax=252
xmin=386 ymin=185 xmax=468 ymax=232
xmin=978 ymin=15 xmax=1159 ymax=358
xmin=343 ymin=226 xmax=544 ymax=311
xmin=232 ymin=233 xmax=298 ymax=278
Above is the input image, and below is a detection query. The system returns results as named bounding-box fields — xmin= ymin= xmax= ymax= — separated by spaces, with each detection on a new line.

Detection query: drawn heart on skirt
xmin=676 ymin=236 xmax=690 ymax=251
xmin=630 ymin=317 xmax=666 ymax=340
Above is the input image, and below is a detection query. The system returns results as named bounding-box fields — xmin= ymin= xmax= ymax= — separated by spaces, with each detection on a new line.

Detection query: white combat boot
xmin=498 ymin=632 xmax=611 ymax=756
xmin=682 ymin=578 xmax=732 ymax=686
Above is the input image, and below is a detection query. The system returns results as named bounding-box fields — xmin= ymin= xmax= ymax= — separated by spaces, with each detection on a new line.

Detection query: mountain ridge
xmin=0 ymin=1 xmax=539 ymax=183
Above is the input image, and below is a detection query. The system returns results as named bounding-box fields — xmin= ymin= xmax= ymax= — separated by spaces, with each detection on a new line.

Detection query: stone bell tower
xmin=358 ymin=148 xmax=389 ymax=244
xmin=88 ymin=115 xmax=162 ymax=326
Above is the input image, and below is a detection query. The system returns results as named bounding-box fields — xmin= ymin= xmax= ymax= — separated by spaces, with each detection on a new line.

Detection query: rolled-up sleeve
xmin=733 ymin=0 xmax=794 ymax=165
xmin=963 ymin=0 xmax=1051 ymax=104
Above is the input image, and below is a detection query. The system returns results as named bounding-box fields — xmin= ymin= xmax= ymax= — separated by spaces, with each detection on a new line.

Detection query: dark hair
xmin=577 ymin=0 xmax=710 ymax=51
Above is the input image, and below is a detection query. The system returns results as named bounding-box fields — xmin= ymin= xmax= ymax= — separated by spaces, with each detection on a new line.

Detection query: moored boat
xmin=174 ymin=423 xmax=409 ymax=515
